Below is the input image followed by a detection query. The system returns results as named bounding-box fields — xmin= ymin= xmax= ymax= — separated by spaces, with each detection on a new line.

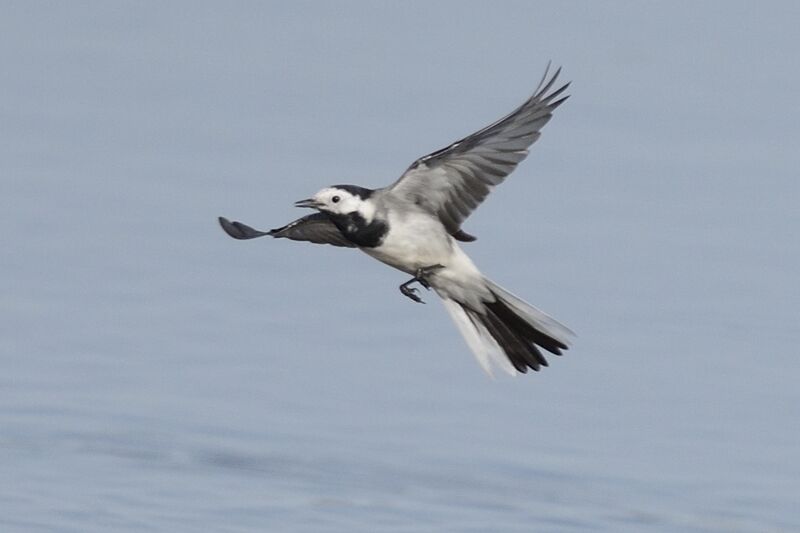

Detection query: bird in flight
xmin=219 ymin=65 xmax=573 ymax=376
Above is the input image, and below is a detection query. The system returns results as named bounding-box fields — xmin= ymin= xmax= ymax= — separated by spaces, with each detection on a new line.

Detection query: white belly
xmin=360 ymin=211 xmax=489 ymax=305
xmin=361 ymin=211 xmax=452 ymax=274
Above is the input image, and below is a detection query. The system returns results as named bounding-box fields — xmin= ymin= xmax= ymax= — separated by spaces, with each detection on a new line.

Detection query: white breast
xmin=362 ymin=211 xmax=453 ymax=275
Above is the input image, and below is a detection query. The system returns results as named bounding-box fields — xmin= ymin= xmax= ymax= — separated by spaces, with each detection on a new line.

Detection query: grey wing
xmin=218 ymin=214 xmax=355 ymax=247
xmin=387 ymin=65 xmax=569 ymax=238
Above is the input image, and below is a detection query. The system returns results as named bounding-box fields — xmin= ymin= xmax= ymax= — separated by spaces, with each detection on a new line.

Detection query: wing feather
xmin=218 ymin=214 xmax=355 ymax=248
xmin=388 ymin=65 xmax=569 ymax=237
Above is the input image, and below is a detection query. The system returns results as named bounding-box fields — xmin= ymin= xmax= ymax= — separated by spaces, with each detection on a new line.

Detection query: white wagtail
xmin=219 ymin=65 xmax=573 ymax=376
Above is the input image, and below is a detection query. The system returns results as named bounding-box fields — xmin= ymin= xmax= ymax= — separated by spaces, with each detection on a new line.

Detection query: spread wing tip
xmin=530 ymin=63 xmax=571 ymax=103
xmin=218 ymin=216 xmax=271 ymax=240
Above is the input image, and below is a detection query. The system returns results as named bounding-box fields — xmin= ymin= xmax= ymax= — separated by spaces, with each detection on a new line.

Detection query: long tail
xmin=441 ymin=279 xmax=573 ymax=376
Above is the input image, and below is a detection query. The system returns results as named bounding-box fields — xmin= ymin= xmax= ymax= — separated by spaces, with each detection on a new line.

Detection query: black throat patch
xmin=327 ymin=211 xmax=387 ymax=248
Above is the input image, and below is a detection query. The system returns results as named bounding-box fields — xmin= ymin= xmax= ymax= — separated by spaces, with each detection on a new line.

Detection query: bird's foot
xmin=399 ymin=282 xmax=424 ymax=304
xmin=398 ymin=264 xmax=444 ymax=304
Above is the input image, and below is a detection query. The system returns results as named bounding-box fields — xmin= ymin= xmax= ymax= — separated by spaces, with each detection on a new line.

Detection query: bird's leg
xmin=398 ymin=264 xmax=444 ymax=304
xmin=415 ymin=264 xmax=444 ymax=289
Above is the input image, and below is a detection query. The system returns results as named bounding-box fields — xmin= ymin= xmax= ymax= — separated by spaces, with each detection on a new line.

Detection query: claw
xmin=400 ymin=283 xmax=425 ymax=304
xmin=398 ymin=264 xmax=445 ymax=304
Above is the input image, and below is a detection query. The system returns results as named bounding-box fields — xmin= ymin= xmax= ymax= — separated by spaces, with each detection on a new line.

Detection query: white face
xmin=312 ymin=187 xmax=368 ymax=217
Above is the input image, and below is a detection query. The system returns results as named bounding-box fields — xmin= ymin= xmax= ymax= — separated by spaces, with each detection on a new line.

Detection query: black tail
xmin=476 ymin=292 xmax=569 ymax=373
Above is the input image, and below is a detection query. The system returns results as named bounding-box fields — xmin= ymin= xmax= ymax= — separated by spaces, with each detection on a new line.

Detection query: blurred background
xmin=2 ymin=2 xmax=798 ymax=531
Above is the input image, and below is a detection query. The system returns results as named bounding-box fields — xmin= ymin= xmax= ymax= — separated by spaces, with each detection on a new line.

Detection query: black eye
xmin=332 ymin=195 xmax=340 ymax=203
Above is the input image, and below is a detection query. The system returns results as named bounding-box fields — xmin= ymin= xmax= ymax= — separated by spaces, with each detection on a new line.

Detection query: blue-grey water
xmin=2 ymin=2 xmax=799 ymax=532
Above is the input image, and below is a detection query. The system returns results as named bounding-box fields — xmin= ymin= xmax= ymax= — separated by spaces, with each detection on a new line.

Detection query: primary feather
xmin=388 ymin=65 xmax=569 ymax=239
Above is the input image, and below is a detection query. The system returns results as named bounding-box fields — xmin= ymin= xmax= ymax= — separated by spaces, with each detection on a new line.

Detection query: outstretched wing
xmin=218 ymin=214 xmax=355 ymax=247
xmin=387 ymin=65 xmax=569 ymax=237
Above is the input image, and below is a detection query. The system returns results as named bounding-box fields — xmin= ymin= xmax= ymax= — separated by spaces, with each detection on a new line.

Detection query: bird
xmin=219 ymin=65 xmax=574 ymax=376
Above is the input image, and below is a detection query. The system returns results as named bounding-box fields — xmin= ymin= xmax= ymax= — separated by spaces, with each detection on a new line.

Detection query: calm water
xmin=2 ymin=3 xmax=799 ymax=532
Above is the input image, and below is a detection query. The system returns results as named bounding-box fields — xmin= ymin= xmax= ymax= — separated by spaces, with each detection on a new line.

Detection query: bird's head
xmin=294 ymin=185 xmax=375 ymax=221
